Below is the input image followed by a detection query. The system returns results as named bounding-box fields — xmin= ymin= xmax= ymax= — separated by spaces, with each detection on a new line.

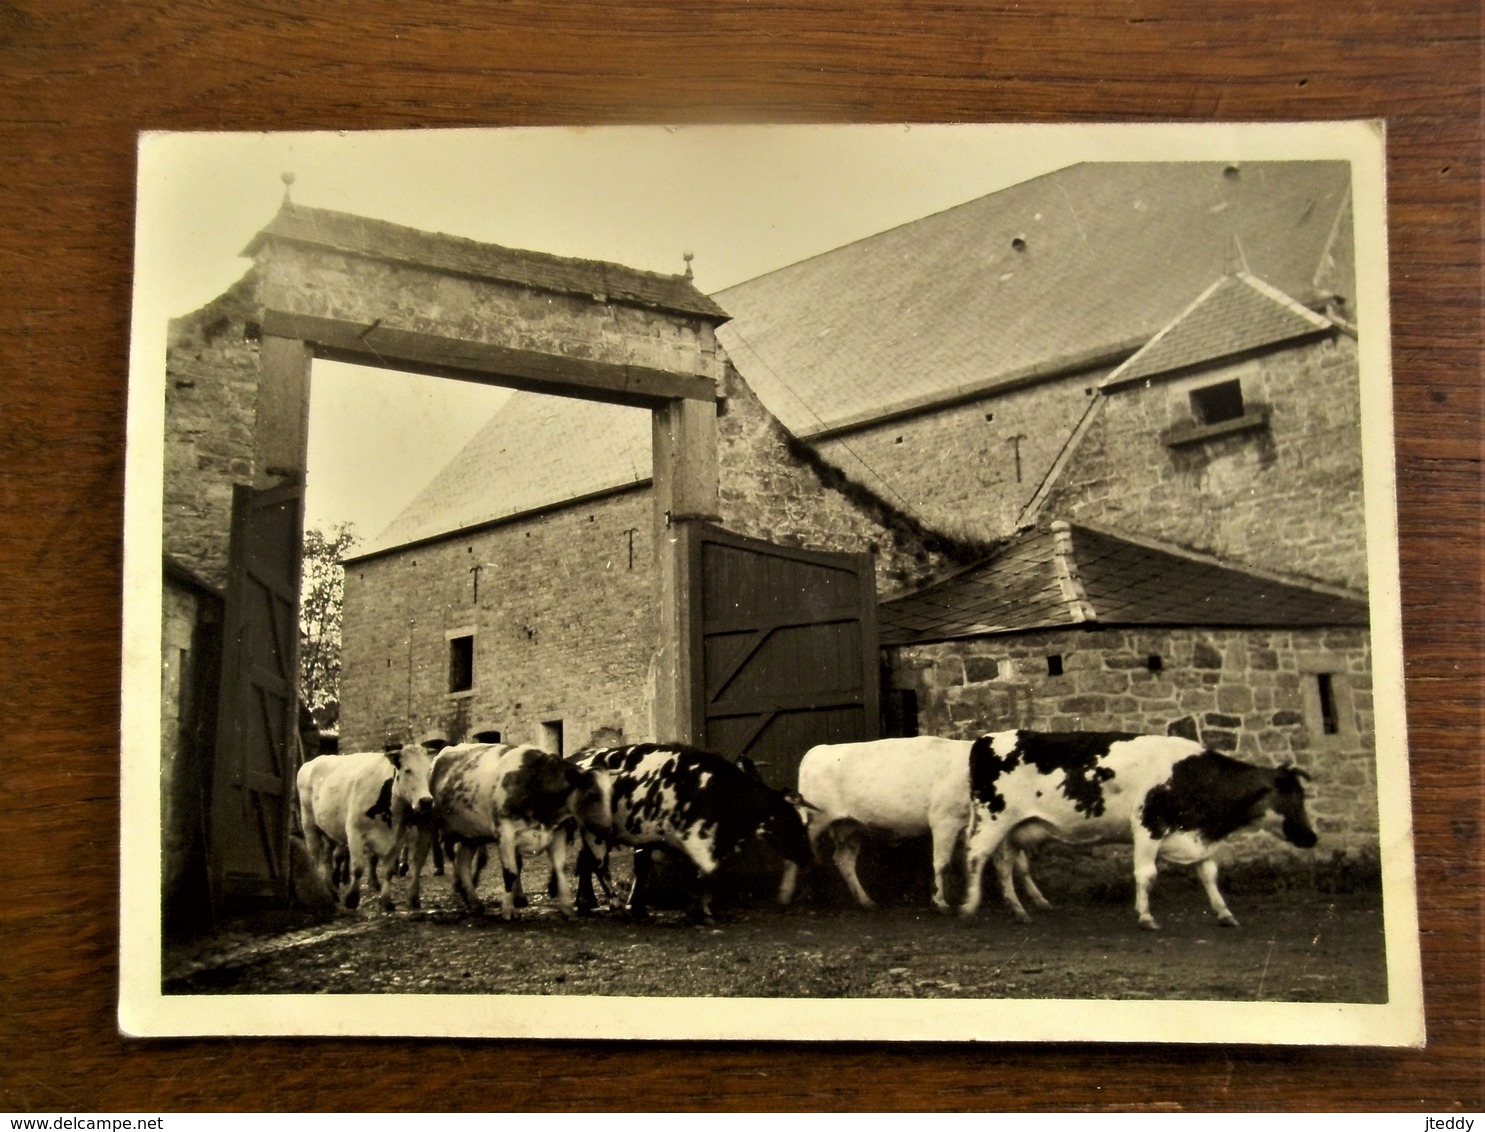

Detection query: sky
xmin=130 ymin=122 xmax=1370 ymax=541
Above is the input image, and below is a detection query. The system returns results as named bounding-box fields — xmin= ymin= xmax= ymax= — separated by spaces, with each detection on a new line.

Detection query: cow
xmin=776 ymin=735 xmax=978 ymax=914
xmin=414 ymin=740 xmax=613 ymax=921
xmin=959 ymin=730 xmax=1318 ymax=930
xmin=295 ymin=740 xmax=437 ymax=912
xmin=571 ymin=744 xmax=815 ymax=922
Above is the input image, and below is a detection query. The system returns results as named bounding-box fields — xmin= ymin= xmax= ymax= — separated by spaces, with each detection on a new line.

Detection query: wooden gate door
xmin=209 ymin=480 xmax=304 ymax=905
xmin=691 ymin=524 xmax=879 ymax=789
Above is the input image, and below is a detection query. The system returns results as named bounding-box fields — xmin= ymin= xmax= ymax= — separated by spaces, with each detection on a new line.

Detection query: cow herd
xmin=295 ymin=730 xmax=1319 ymax=932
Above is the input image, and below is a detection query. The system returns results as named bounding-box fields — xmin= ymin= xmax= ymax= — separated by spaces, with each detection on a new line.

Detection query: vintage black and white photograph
xmin=120 ymin=122 xmax=1421 ymax=1043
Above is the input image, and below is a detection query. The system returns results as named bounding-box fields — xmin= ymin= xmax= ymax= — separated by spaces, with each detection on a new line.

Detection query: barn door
xmin=691 ymin=524 xmax=879 ymax=789
xmin=209 ymin=480 xmax=304 ymax=905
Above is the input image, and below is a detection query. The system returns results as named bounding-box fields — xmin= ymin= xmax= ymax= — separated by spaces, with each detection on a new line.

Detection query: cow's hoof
xmin=345 ymin=891 xmax=361 ymax=911
xmin=1139 ymin=918 xmax=1161 ymax=931
xmin=1012 ymin=910 xmax=1034 ymax=925
xmin=409 ymin=895 xmax=421 ymax=911
xmin=957 ymin=907 xmax=979 ymax=920
xmin=1218 ymin=914 xmax=1241 ymax=928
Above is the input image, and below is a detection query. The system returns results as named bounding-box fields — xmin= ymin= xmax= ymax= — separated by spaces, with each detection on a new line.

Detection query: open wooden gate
xmin=691 ymin=524 xmax=879 ymax=789
xmin=209 ymin=480 xmax=304 ymax=906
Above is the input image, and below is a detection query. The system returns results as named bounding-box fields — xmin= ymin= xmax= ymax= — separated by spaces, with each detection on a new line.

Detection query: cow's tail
xmin=962 ymin=735 xmax=992 ymax=848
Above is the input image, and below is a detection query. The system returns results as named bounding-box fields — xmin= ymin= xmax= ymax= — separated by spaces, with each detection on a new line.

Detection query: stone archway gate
xmin=210 ymin=202 xmax=728 ymax=903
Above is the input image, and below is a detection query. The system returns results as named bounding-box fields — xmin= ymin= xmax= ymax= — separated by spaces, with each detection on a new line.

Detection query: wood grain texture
xmin=0 ymin=0 xmax=1479 ymax=1112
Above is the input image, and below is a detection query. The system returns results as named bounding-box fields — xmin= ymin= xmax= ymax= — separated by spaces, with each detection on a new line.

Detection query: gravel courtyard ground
xmin=164 ymin=851 xmax=1387 ymax=1003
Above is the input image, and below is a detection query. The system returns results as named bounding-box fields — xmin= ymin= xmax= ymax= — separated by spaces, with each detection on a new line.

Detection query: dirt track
xmin=165 ymin=853 xmax=1387 ymax=1002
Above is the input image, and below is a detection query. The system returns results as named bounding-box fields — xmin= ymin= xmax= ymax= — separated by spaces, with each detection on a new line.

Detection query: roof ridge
xmin=1049 ymin=520 xmax=1098 ymax=623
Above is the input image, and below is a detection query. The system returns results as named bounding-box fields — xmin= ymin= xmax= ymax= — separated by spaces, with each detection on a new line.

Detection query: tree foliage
xmin=300 ymin=523 xmax=359 ymax=730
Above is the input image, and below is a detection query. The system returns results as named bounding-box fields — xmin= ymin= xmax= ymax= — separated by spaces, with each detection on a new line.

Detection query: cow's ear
xmin=737 ymin=756 xmax=769 ymax=780
xmin=784 ymin=789 xmax=821 ymax=812
xmin=385 ymin=747 xmax=404 ymax=769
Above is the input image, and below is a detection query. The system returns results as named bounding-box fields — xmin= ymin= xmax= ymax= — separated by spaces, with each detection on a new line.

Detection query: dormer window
xmin=1163 ymin=378 xmax=1269 ymax=447
xmin=1190 ymin=379 xmax=1246 ymax=425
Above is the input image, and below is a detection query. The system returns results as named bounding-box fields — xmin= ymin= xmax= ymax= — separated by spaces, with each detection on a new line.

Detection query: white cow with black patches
xmin=295 ymin=741 xmax=437 ymax=913
xmin=961 ymin=730 xmax=1319 ymax=930
xmin=416 ymin=741 xmax=612 ymax=921
xmin=571 ymin=744 xmax=815 ymax=921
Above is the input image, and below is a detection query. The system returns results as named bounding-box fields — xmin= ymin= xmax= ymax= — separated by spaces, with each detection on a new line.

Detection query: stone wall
xmin=1043 ymin=333 xmax=1367 ymax=591
xmin=163 ymin=270 xmax=263 ymax=590
xmin=813 ymin=367 xmax=1110 ymax=543
xmin=340 ymin=486 xmax=657 ymax=754
xmin=886 ymin=624 xmax=1376 ymax=859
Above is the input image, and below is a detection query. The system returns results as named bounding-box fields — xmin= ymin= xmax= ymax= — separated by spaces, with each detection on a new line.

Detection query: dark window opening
xmin=542 ymin=719 xmax=565 ymax=757
xmin=1316 ymin=673 xmax=1339 ymax=735
xmin=1147 ymin=654 xmax=1163 ymax=672
xmin=1046 ymin=655 xmax=1064 ymax=677
xmin=883 ymin=688 xmax=919 ymax=739
xmin=448 ymin=635 xmax=474 ymax=693
xmin=1190 ymin=380 xmax=1246 ymax=426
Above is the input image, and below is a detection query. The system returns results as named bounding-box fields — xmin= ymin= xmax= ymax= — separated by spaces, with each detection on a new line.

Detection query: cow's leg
xmin=546 ymin=825 xmax=576 ymax=916
xmin=1196 ymin=857 xmax=1240 ymax=928
xmin=928 ymin=814 xmax=965 ymax=914
xmin=575 ymin=839 xmax=600 ymax=913
xmin=960 ymin=811 xmax=1010 ymax=917
xmin=830 ymin=824 xmax=877 ymax=910
xmin=405 ymin=827 xmax=431 ymax=911
xmin=993 ymin=841 xmax=1033 ymax=923
xmin=627 ymin=847 xmax=654 ymax=918
xmin=495 ymin=821 xmax=522 ymax=921
xmin=1131 ymin=833 xmax=1163 ymax=930
xmin=370 ymin=836 xmax=398 ymax=912
xmin=778 ymin=809 xmax=827 ymax=905
xmin=1014 ymin=849 xmax=1054 ymax=912
xmin=344 ymin=829 xmax=375 ymax=912
xmin=452 ymin=842 xmax=485 ymax=914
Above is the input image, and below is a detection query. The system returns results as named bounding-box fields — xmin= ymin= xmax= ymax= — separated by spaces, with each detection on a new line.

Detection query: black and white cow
xmin=571 ymin=744 xmax=815 ymax=921
xmin=961 ymin=730 xmax=1318 ymax=930
xmin=413 ymin=740 xmax=612 ymax=920
xmin=296 ymin=740 xmax=438 ymax=912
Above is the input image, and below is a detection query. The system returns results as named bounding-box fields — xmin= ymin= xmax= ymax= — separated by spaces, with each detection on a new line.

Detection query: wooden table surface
xmin=1 ymin=0 xmax=1479 ymax=1112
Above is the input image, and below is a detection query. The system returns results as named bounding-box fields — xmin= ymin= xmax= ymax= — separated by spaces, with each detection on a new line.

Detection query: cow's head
xmin=757 ymin=786 xmax=816 ymax=867
xmin=566 ymin=764 xmax=614 ymax=835
xmin=386 ymin=738 xmax=440 ymax=817
xmin=1263 ymin=764 xmax=1318 ymax=849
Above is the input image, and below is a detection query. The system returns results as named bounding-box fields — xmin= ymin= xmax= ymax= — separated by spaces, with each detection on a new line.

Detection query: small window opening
xmin=1316 ymin=673 xmax=1339 ymax=735
xmin=984 ymin=412 xmax=994 ymax=422
xmin=894 ymin=436 xmax=904 ymax=444
xmin=1190 ymin=379 xmax=1246 ymax=426
xmin=1046 ymin=655 xmax=1064 ymax=677
xmin=541 ymin=719 xmax=565 ymax=757
xmin=1011 ymin=236 xmax=1027 ymax=252
xmin=1147 ymin=654 xmax=1163 ymax=672
xmin=448 ymin=635 xmax=474 ymax=693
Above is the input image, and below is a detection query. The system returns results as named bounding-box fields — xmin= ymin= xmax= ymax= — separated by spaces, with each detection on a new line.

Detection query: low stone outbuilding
xmin=880 ymin=520 xmax=1375 ymax=864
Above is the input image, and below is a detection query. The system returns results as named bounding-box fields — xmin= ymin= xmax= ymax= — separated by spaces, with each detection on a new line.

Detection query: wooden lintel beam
xmin=259 ymin=310 xmax=717 ymax=407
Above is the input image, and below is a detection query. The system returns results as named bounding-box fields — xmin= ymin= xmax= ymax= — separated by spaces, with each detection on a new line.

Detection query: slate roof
xmin=361 ymin=161 xmax=1353 ymax=555
xmin=713 ymin=161 xmax=1352 ymax=438
xmin=878 ymin=522 xmax=1370 ymax=645
xmin=353 ymin=392 xmax=652 ymax=559
xmin=245 ymin=203 xmax=730 ymax=322
xmin=1101 ymin=272 xmax=1335 ymax=389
